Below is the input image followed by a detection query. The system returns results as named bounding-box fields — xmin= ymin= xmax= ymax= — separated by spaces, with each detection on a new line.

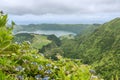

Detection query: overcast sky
xmin=0 ymin=0 xmax=120 ymax=24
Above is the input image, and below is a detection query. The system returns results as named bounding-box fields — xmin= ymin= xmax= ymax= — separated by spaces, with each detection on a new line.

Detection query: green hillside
xmin=0 ymin=13 xmax=103 ymax=80
xmin=14 ymin=33 xmax=51 ymax=49
xmin=74 ymin=18 xmax=120 ymax=63
xmin=1 ymin=13 xmax=120 ymax=80
xmin=59 ymin=18 xmax=120 ymax=79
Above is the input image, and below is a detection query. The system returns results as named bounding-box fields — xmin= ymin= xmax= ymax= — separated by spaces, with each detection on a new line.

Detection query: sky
xmin=0 ymin=0 xmax=120 ymax=24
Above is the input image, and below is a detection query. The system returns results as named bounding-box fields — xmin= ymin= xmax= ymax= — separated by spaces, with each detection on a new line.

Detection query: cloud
xmin=1 ymin=0 xmax=120 ymax=24
xmin=0 ymin=0 xmax=120 ymax=15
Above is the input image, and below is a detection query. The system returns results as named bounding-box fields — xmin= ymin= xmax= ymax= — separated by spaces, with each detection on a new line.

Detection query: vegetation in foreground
xmin=22 ymin=18 xmax=120 ymax=79
xmin=0 ymin=13 xmax=103 ymax=80
xmin=11 ymin=13 xmax=120 ymax=79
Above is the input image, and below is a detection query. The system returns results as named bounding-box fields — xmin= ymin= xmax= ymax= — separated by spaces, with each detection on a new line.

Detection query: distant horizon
xmin=9 ymin=16 xmax=119 ymax=25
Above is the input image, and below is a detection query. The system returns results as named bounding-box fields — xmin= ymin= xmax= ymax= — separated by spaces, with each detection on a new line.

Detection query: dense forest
xmin=0 ymin=13 xmax=120 ymax=80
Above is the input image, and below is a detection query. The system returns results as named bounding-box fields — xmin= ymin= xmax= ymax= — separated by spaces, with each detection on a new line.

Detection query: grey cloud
xmin=0 ymin=0 xmax=120 ymax=15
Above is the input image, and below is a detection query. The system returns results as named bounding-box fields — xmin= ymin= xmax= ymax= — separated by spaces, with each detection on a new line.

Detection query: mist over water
xmin=16 ymin=30 xmax=76 ymax=37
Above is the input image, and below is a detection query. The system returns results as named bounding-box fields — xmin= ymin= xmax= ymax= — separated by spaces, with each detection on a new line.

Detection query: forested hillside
xmin=0 ymin=12 xmax=120 ymax=80
xmin=76 ymin=18 xmax=120 ymax=63
xmin=59 ymin=18 xmax=120 ymax=79
xmin=0 ymin=13 xmax=103 ymax=80
xmin=13 ymin=15 xmax=120 ymax=80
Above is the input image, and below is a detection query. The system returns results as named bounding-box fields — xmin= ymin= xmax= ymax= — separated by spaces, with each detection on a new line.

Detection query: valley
xmin=0 ymin=13 xmax=120 ymax=80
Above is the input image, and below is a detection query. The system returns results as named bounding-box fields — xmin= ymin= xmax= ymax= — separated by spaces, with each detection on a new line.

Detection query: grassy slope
xmin=14 ymin=33 xmax=51 ymax=49
xmin=31 ymin=35 xmax=51 ymax=49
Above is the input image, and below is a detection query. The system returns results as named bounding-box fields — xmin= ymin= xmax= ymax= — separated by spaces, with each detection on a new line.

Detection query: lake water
xmin=16 ymin=30 xmax=76 ymax=37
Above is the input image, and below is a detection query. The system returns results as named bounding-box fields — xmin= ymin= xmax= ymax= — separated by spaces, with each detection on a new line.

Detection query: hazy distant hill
xmin=13 ymin=24 xmax=100 ymax=34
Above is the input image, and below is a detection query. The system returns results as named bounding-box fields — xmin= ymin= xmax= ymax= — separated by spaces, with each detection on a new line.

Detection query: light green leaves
xmin=0 ymin=13 xmax=14 ymax=53
xmin=0 ymin=15 xmax=7 ymax=27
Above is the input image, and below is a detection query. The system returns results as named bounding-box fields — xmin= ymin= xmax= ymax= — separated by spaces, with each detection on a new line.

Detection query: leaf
xmin=0 ymin=40 xmax=11 ymax=50
xmin=0 ymin=15 xmax=7 ymax=27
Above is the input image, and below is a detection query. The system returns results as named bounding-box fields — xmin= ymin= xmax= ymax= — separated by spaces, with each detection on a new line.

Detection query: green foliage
xmin=32 ymin=35 xmax=51 ymax=49
xmin=0 ymin=14 xmax=7 ymax=27
xmin=59 ymin=18 xmax=120 ymax=79
xmin=0 ymin=71 xmax=7 ymax=80
xmin=2 ymin=12 xmax=120 ymax=80
xmin=13 ymin=33 xmax=34 ymax=43
xmin=0 ymin=13 xmax=102 ymax=80
xmin=14 ymin=33 xmax=51 ymax=49
xmin=1 ymin=53 xmax=94 ymax=80
xmin=0 ymin=14 xmax=14 ymax=54
xmin=94 ymin=53 xmax=120 ymax=80
xmin=60 ymin=39 xmax=77 ymax=58
xmin=47 ymin=34 xmax=61 ymax=46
